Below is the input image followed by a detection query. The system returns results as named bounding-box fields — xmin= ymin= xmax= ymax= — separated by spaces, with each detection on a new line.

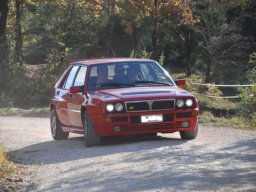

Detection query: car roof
xmin=69 ymin=58 xmax=155 ymax=65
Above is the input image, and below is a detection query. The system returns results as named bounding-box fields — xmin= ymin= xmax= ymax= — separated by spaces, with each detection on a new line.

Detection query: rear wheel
xmin=50 ymin=108 xmax=69 ymax=140
xmin=179 ymin=125 xmax=198 ymax=140
xmin=83 ymin=112 xmax=101 ymax=147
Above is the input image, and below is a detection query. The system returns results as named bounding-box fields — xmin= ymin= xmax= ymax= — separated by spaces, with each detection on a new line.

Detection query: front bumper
xmin=90 ymin=110 xmax=199 ymax=136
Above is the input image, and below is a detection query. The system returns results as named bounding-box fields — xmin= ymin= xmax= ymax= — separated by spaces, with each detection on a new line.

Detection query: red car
xmin=50 ymin=58 xmax=199 ymax=146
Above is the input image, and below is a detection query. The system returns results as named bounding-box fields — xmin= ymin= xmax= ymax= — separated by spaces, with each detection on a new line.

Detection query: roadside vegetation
xmin=0 ymin=0 xmax=255 ymax=189
xmin=0 ymin=145 xmax=14 ymax=178
xmin=0 ymin=0 xmax=255 ymax=156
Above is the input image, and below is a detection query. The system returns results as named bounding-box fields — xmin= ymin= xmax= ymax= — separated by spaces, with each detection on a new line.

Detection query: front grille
xmin=118 ymin=124 xmax=167 ymax=132
xmin=126 ymin=102 xmax=149 ymax=112
xmin=152 ymin=100 xmax=175 ymax=110
xmin=115 ymin=122 xmax=182 ymax=132
xmin=163 ymin=114 xmax=174 ymax=122
xmin=126 ymin=99 xmax=175 ymax=112
xmin=112 ymin=116 xmax=128 ymax=122
xmin=130 ymin=116 xmax=141 ymax=124
xmin=176 ymin=112 xmax=192 ymax=118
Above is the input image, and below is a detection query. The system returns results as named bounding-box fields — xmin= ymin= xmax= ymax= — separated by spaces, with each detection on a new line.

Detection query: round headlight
xmin=176 ymin=99 xmax=185 ymax=108
xmin=115 ymin=103 xmax=124 ymax=112
xmin=106 ymin=104 xmax=114 ymax=112
xmin=185 ymin=99 xmax=193 ymax=107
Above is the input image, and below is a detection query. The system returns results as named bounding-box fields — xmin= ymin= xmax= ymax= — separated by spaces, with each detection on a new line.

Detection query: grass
xmin=0 ymin=145 xmax=14 ymax=178
xmin=0 ymin=107 xmax=49 ymax=117
xmin=199 ymin=111 xmax=255 ymax=131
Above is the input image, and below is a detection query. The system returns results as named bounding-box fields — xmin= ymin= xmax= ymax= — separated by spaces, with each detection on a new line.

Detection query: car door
xmin=56 ymin=65 xmax=80 ymax=128
xmin=67 ymin=65 xmax=87 ymax=129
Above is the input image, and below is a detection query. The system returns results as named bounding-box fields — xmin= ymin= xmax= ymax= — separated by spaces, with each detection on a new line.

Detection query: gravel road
xmin=0 ymin=116 xmax=256 ymax=192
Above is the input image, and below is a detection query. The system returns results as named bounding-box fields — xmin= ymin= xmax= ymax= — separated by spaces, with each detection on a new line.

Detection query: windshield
xmin=87 ymin=61 xmax=175 ymax=91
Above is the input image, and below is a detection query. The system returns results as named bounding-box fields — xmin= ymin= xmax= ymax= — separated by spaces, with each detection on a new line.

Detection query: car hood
xmin=91 ymin=86 xmax=193 ymax=101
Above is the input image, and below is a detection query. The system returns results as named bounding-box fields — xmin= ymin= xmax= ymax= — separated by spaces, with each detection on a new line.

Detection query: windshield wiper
xmin=97 ymin=82 xmax=135 ymax=87
xmin=134 ymin=80 xmax=172 ymax=86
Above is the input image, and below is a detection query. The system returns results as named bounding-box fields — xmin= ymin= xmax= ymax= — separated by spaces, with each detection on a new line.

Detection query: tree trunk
xmin=205 ymin=54 xmax=212 ymax=83
xmin=0 ymin=0 xmax=9 ymax=68
xmin=105 ymin=0 xmax=116 ymax=57
xmin=133 ymin=27 xmax=138 ymax=56
xmin=56 ymin=1 xmax=76 ymax=74
xmin=185 ymin=27 xmax=192 ymax=76
xmin=14 ymin=0 xmax=23 ymax=66
xmin=152 ymin=0 xmax=158 ymax=59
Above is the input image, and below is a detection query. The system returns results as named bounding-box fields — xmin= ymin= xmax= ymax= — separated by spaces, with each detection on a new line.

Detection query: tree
xmin=13 ymin=0 xmax=23 ymax=66
xmin=86 ymin=0 xmax=120 ymax=56
xmin=120 ymin=0 xmax=196 ymax=60
xmin=193 ymin=0 xmax=254 ymax=83
xmin=0 ymin=0 xmax=9 ymax=68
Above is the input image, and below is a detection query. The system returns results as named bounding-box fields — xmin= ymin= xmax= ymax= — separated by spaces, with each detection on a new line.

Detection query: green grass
xmin=199 ymin=111 xmax=255 ymax=131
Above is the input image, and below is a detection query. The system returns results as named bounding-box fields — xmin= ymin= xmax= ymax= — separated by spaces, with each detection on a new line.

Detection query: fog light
xmin=182 ymin=121 xmax=190 ymax=128
xmin=113 ymin=126 xmax=121 ymax=132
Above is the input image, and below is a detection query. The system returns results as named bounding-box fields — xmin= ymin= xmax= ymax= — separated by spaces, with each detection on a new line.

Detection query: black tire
xmin=50 ymin=108 xmax=69 ymax=140
xmin=83 ymin=112 xmax=101 ymax=147
xmin=179 ymin=125 xmax=198 ymax=140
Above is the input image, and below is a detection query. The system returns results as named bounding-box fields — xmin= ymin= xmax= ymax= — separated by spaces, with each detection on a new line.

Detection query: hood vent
xmin=121 ymin=91 xmax=171 ymax=95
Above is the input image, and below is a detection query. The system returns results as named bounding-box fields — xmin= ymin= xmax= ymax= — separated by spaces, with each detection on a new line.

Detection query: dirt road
xmin=0 ymin=116 xmax=255 ymax=192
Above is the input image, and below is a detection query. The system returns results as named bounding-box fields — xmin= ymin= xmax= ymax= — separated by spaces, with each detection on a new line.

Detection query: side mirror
xmin=70 ymin=85 xmax=84 ymax=94
xmin=174 ymin=79 xmax=186 ymax=87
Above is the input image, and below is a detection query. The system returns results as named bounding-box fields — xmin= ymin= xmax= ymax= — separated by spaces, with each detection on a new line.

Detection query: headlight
xmin=115 ymin=103 xmax=124 ymax=112
xmin=185 ymin=99 xmax=193 ymax=107
xmin=176 ymin=99 xmax=184 ymax=108
xmin=106 ymin=104 xmax=114 ymax=112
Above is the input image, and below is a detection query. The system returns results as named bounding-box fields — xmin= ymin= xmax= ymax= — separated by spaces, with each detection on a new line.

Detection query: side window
xmin=63 ymin=65 xmax=79 ymax=90
xmin=74 ymin=66 xmax=87 ymax=87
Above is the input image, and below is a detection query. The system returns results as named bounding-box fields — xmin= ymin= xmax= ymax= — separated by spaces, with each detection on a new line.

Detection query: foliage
xmin=0 ymin=0 xmax=255 ymax=125
xmin=199 ymin=111 xmax=216 ymax=123
xmin=0 ymin=145 xmax=14 ymax=178
xmin=251 ymin=113 xmax=256 ymax=128
xmin=198 ymin=95 xmax=239 ymax=117
xmin=239 ymin=53 xmax=256 ymax=126
xmin=159 ymin=51 xmax=165 ymax=66
xmin=206 ymin=86 xmax=223 ymax=97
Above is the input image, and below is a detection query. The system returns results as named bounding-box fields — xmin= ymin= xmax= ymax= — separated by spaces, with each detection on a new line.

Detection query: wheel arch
xmin=81 ymin=106 xmax=86 ymax=126
xmin=50 ymin=104 xmax=55 ymax=111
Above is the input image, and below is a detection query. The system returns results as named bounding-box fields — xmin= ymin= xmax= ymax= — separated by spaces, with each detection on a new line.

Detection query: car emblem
xmin=148 ymin=101 xmax=153 ymax=109
xmin=129 ymin=106 xmax=134 ymax=110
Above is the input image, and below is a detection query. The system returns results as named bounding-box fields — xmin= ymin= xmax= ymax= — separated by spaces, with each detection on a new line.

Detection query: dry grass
xmin=0 ymin=108 xmax=49 ymax=117
xmin=0 ymin=145 xmax=14 ymax=178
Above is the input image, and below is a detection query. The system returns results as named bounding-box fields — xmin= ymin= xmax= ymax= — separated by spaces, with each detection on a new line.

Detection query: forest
xmin=0 ymin=0 xmax=255 ymax=127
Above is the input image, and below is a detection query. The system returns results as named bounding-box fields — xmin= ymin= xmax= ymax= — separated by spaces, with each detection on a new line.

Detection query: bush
xmin=251 ymin=112 xmax=256 ymax=128
xmin=239 ymin=53 xmax=256 ymax=127
xmin=199 ymin=111 xmax=216 ymax=123
xmin=0 ymin=64 xmax=57 ymax=108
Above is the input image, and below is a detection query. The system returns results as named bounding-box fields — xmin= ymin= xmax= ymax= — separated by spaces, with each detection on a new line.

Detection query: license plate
xmin=141 ymin=114 xmax=163 ymax=123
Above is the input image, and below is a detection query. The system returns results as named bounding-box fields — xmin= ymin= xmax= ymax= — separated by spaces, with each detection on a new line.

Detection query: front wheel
xmin=179 ymin=125 xmax=198 ymax=140
xmin=83 ymin=112 xmax=101 ymax=147
xmin=50 ymin=108 xmax=69 ymax=140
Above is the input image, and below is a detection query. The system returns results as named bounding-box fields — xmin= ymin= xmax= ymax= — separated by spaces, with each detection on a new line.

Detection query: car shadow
xmin=8 ymin=134 xmax=187 ymax=165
